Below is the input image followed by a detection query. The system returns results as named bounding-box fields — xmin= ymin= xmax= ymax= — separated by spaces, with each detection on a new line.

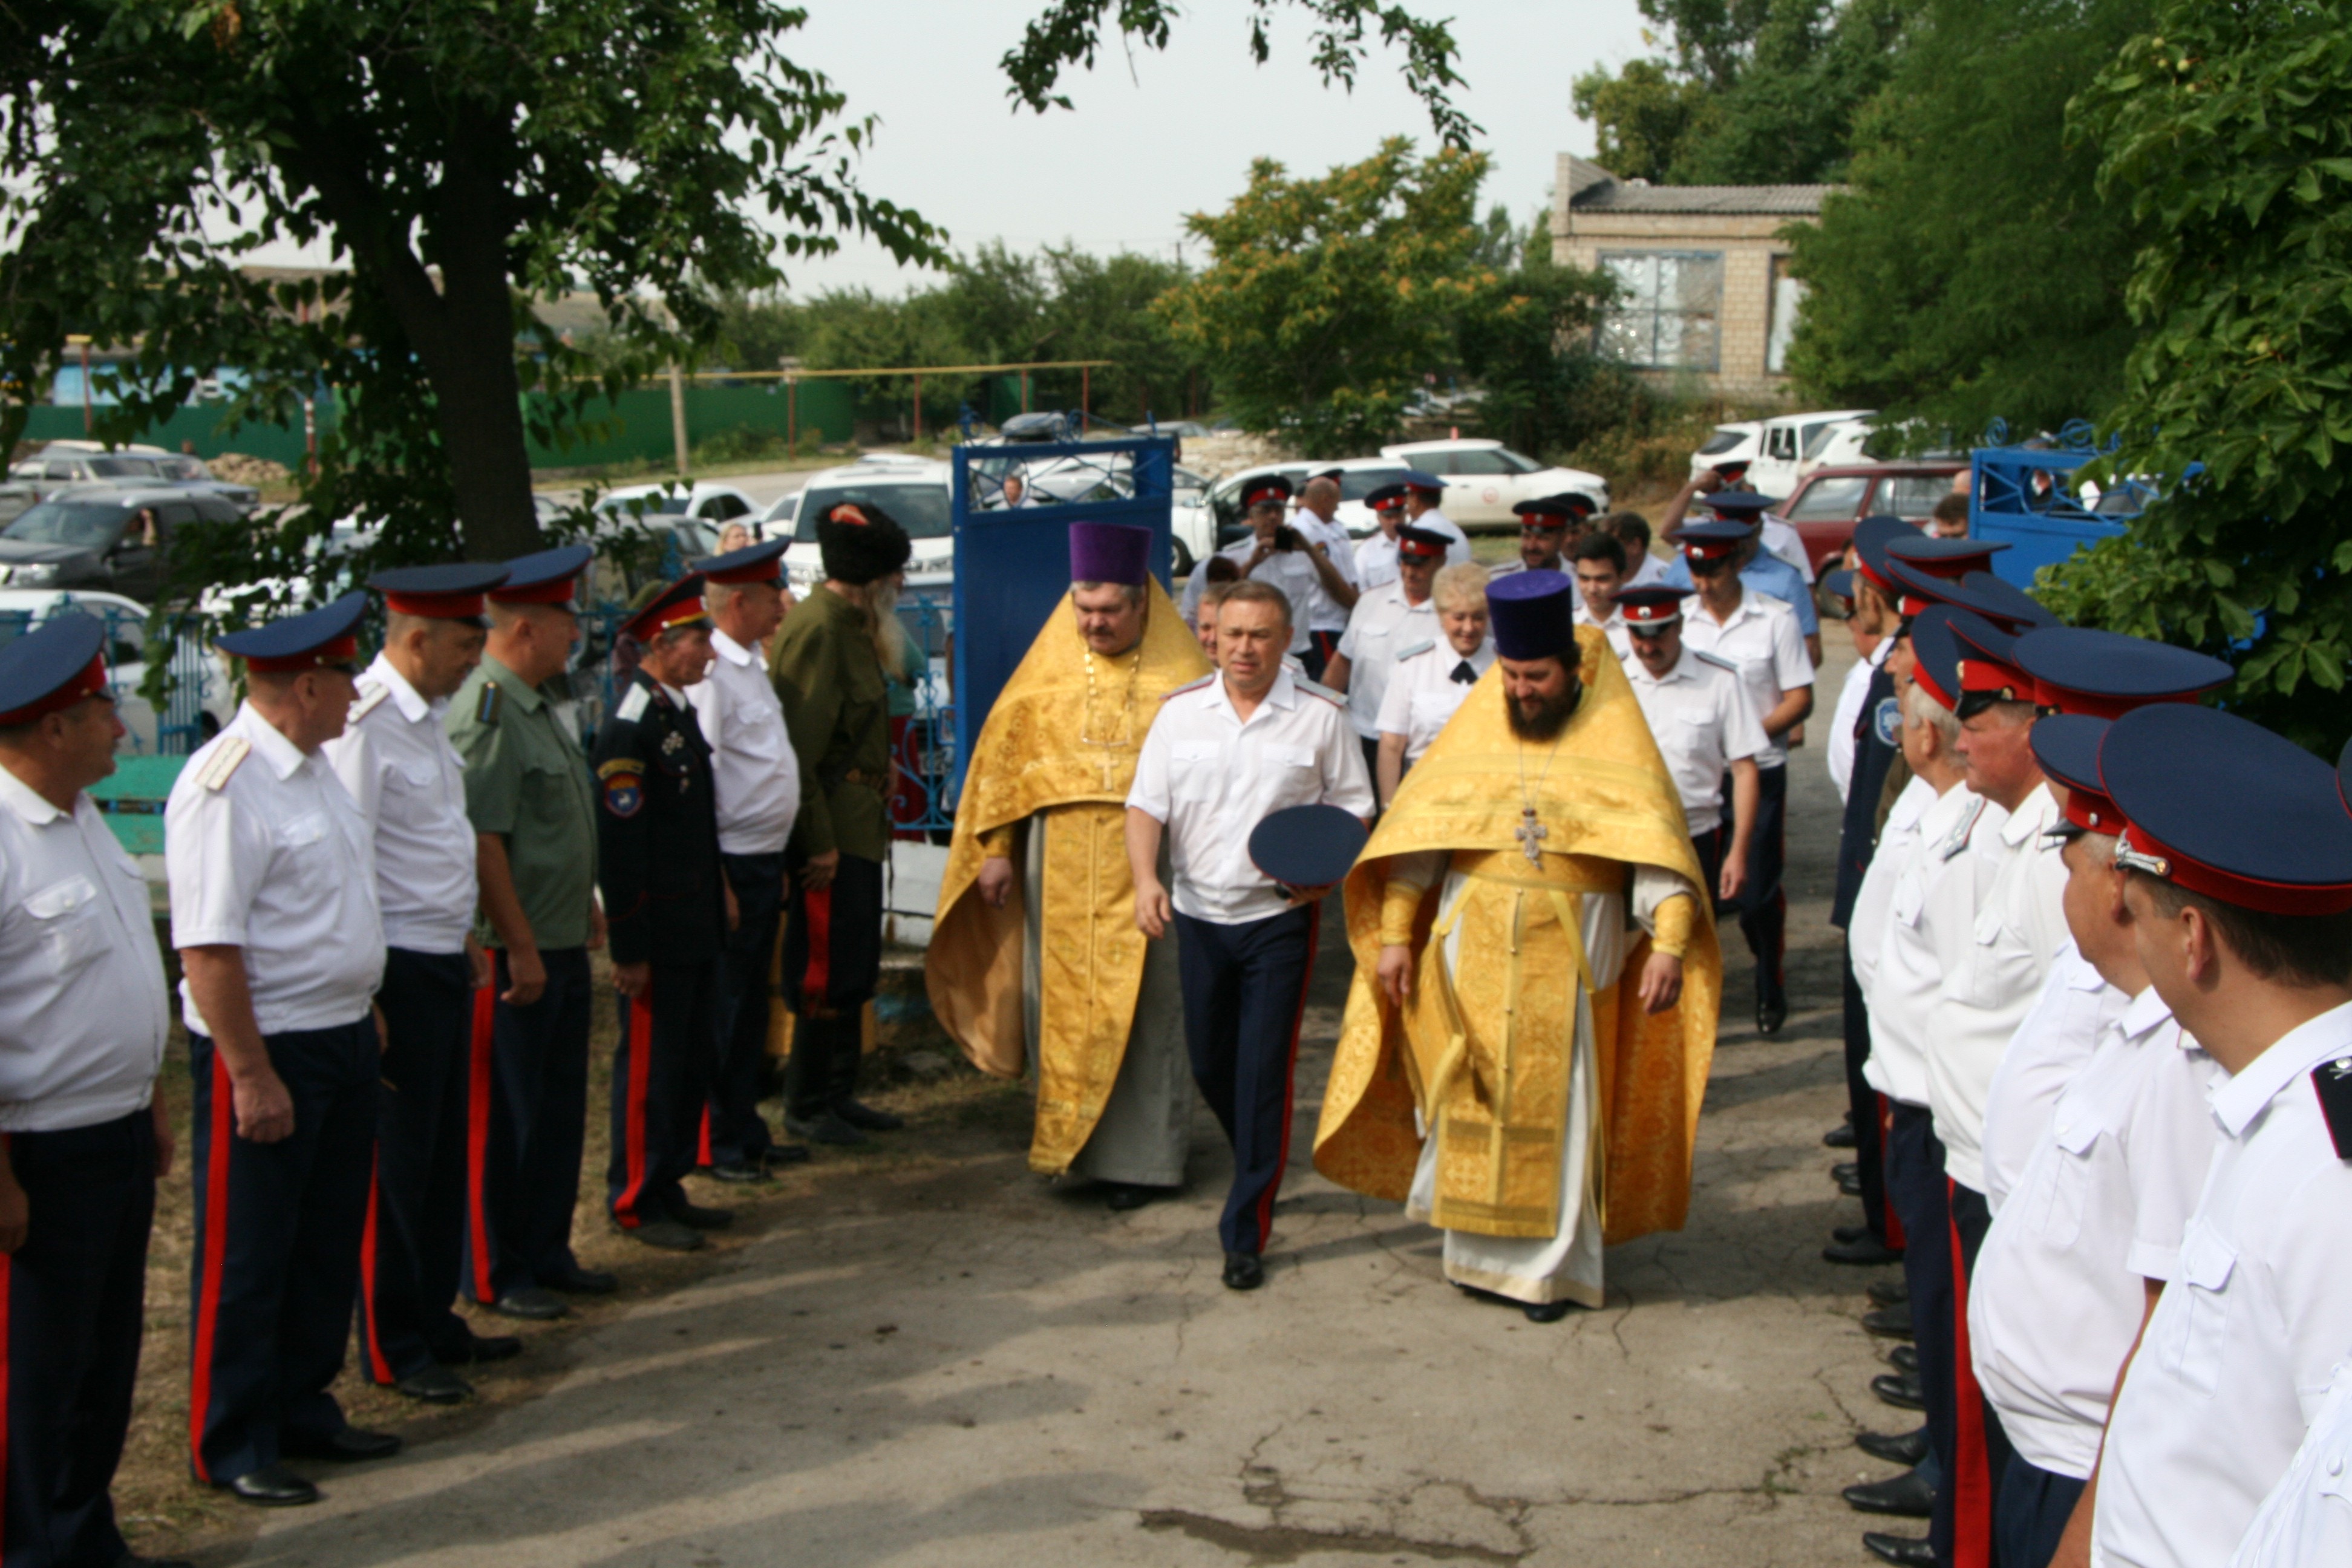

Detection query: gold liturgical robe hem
xmin=927 ymin=578 xmax=1210 ymax=1174
xmin=1313 ymin=627 xmax=1722 ymax=1246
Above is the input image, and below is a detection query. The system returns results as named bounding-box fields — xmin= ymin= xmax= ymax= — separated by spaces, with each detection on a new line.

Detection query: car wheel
xmin=1172 ymin=538 xmax=1195 ymax=577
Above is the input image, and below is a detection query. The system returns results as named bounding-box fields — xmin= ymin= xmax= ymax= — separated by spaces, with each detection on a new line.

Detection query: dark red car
xmin=1780 ymin=462 xmax=1966 ymax=575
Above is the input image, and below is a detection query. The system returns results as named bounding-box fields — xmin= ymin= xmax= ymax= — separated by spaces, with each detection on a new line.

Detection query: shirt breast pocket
xmin=2028 ymin=1114 xmax=2100 ymax=1247
xmin=2157 ymin=1224 xmax=2236 ymax=1398
xmin=1410 ymin=690 xmax=1455 ymax=723
xmin=1171 ymin=740 xmax=1224 ymax=799
xmin=22 ymin=874 xmax=106 ymax=976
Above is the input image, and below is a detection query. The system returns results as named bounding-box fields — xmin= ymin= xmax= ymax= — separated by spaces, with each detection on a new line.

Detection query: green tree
xmin=1155 ymin=139 xmax=1488 ymax=453
xmin=1570 ymin=60 xmax=1716 ymax=186
xmin=2041 ymin=1 xmax=2352 ymax=748
xmin=1453 ymin=249 xmax=1630 ymax=460
xmin=1782 ymin=0 xmax=2148 ymax=443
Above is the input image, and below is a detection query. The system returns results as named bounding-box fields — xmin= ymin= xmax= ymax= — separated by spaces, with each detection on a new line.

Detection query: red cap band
xmin=2118 ymin=822 xmax=2352 ymax=916
xmin=489 ymin=578 xmax=578 ymax=607
xmin=1958 ymin=657 xmax=2036 ymax=705
xmin=244 ymin=635 xmax=360 ymax=675
xmin=0 ymin=652 xmax=108 ymax=726
xmin=706 ymin=561 xmax=783 ymax=587
xmin=383 ymin=589 xmax=488 ymax=619
xmin=1397 ymin=538 xmax=1446 ymax=561
xmin=626 ymin=595 xmax=709 ymax=642
xmin=1681 ymin=540 xmax=1739 ymax=563
xmin=2041 ymin=688 xmax=2197 ymax=722
xmin=2063 ymin=785 xmax=2126 ymax=835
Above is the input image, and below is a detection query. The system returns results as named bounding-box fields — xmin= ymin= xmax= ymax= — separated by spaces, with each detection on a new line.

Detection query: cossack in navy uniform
xmin=0 ymin=615 xmax=174 ymax=1563
xmin=592 ymin=576 xmax=734 ymax=1252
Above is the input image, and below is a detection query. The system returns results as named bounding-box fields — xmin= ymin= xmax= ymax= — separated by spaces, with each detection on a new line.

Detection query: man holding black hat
xmin=327 ymin=564 xmax=517 ymax=1406
xmin=169 ymin=592 xmax=400 ymax=1505
xmin=0 ymin=615 xmax=175 ymax=1560
xmin=771 ymin=502 xmax=913 ymax=1145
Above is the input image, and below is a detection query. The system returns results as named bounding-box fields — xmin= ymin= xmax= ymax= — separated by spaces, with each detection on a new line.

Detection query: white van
xmin=1688 ymin=420 xmax=1763 ymax=480
xmin=1747 ymin=408 xmax=1873 ymax=499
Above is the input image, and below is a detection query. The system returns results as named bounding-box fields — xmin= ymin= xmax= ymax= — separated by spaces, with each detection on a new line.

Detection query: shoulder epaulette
xmin=1691 ymin=649 xmax=1740 ymax=674
xmin=1939 ymin=796 xmax=1988 ymax=862
xmin=1164 ymin=673 xmax=1217 ymax=701
xmin=197 ymin=735 xmax=250 ymax=792
xmin=1295 ymin=678 xmax=1345 ymax=707
xmin=350 ymin=680 xmax=391 ymax=722
xmin=474 ymin=681 xmax=501 ymax=726
xmin=1394 ymin=639 xmax=1436 ymax=662
xmin=614 ymin=684 xmax=652 ymax=724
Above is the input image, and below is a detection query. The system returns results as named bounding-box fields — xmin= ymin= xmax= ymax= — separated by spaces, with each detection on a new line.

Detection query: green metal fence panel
xmin=21 ymin=402 xmax=327 ymax=468
xmin=88 ymin=754 xmax=185 ymax=857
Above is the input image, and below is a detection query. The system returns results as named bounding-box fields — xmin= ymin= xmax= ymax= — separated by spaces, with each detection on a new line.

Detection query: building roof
xmin=1555 ymin=154 xmax=1834 ymax=218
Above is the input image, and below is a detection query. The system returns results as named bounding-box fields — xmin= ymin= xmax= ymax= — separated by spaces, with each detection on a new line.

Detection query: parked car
xmin=1689 ymin=420 xmax=1764 ymax=480
xmin=1194 ymin=458 xmax=1416 ymax=554
xmin=0 ymin=587 xmax=235 ymax=751
xmin=0 ymin=487 xmax=242 ymax=603
xmin=1745 ymin=409 xmax=1875 ymax=498
xmin=1374 ymin=438 xmax=1609 ymax=529
xmin=0 ymin=482 xmax=34 ymax=530
xmin=595 ymin=480 xmax=760 ymax=528
xmin=760 ymin=491 xmax=800 ymax=537
xmin=14 ymin=442 xmax=260 ymax=509
xmin=1800 ymin=418 xmax=1966 ymax=480
xmin=1779 ymin=461 xmax=1967 ymax=575
xmin=785 ymin=459 xmax=955 ymax=596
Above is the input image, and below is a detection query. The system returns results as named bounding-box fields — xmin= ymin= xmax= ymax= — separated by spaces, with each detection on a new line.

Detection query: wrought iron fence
xmin=0 ymin=597 xmax=222 ymax=754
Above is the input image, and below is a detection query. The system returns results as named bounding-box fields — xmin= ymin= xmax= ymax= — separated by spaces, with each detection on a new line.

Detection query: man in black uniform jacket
xmin=592 ymin=576 xmax=734 ymax=1253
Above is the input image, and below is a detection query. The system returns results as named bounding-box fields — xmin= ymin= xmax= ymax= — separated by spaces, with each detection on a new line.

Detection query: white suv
xmin=1376 ymin=439 xmax=1609 ymax=528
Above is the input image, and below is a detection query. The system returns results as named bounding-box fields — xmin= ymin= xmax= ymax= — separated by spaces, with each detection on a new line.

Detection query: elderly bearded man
xmin=929 ymin=524 xmax=1212 ymax=1209
xmin=1315 ymin=570 xmax=1722 ymax=1320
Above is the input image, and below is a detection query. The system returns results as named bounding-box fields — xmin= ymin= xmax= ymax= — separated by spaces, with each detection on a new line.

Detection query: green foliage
xmin=1452 ymin=239 xmax=1635 ymax=459
xmin=1782 ymin=0 xmax=2147 ymax=443
xmin=2041 ymin=1 xmax=2352 ymax=748
xmin=1571 ymin=59 xmax=1714 ymax=186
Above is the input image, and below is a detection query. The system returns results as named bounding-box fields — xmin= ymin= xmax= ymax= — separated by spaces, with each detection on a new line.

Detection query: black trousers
xmin=1994 ymin=1455 xmax=2084 ymax=1568
xmin=1841 ymin=950 xmax=1894 ymax=1245
xmin=2 ymin=1111 xmax=153 ymax=1568
xmin=358 ymin=948 xmax=474 ymax=1385
xmin=708 ymin=852 xmax=787 ymax=1166
xmin=1719 ymin=762 xmax=1788 ymax=1007
xmin=781 ymin=852 xmax=883 ymax=1121
xmin=607 ymin=959 xmax=722 ymax=1228
xmin=1949 ymin=1180 xmax=2013 ymax=1568
xmin=466 ymin=947 xmax=592 ymax=1303
xmin=1174 ymin=904 xmax=1317 ymax=1256
xmin=1301 ymin=631 xmax=1340 ymax=684
xmin=1692 ymin=825 xmax=1723 ymax=899
xmin=1886 ymin=1104 xmax=1957 ymax=1568
xmin=188 ymin=1021 xmax=376 ymax=1485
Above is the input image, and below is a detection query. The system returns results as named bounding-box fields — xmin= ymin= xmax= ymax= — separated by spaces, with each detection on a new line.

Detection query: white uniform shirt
xmin=1760 ymin=516 xmax=1815 ymax=583
xmin=1290 ymin=511 xmax=1362 ymax=633
xmin=1677 ymin=589 xmax=1813 ymax=769
xmin=2095 ymin=1000 xmax=2352 ymax=1568
xmin=167 ymin=702 xmax=385 ymax=1039
xmin=1930 ymin=782 xmax=2068 ymax=1194
xmin=1828 ymin=640 xmax=1890 ymax=806
xmin=1334 ymin=583 xmax=1439 ymax=740
xmin=1354 ymin=517 xmax=1471 ymax=590
xmin=1625 ymin=550 xmax=1670 ymax=590
xmin=1981 ymin=942 xmax=2131 ymax=1213
xmin=1970 ymin=988 xmax=2220 ymax=1479
xmin=1572 ymin=598 xmax=1634 ymax=664
xmin=324 ymin=654 xmax=477 ymax=955
xmin=1863 ymin=783 xmax=2002 ymax=1107
xmin=0 ymin=766 xmax=170 ymax=1131
xmin=1624 ymin=647 xmax=1768 ymax=836
xmin=685 ymin=628 xmax=801 ymax=856
xmin=1127 ymin=670 xmax=1374 ymax=924
xmin=1851 ymin=774 xmax=1935 ymax=998
xmin=1374 ymin=638 xmax=1492 ymax=763
xmin=2230 ymin=1358 xmax=2352 ymax=1568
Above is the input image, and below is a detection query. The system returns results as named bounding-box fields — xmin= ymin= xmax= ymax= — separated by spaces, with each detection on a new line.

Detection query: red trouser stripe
xmin=465 ymin=981 xmax=497 ymax=1304
xmin=697 ymin=1106 xmax=713 ymax=1169
xmin=1878 ymin=1094 xmax=1905 ymax=1250
xmin=1949 ymin=1181 xmax=1993 ymax=1568
xmin=1256 ymin=903 xmax=1320 ymax=1249
xmin=359 ymin=1151 xmax=392 ymax=1384
xmin=188 ymin=1051 xmax=235 ymax=1483
xmin=801 ymin=886 xmax=834 ymax=1007
xmin=614 ymin=987 xmax=656 ymax=1228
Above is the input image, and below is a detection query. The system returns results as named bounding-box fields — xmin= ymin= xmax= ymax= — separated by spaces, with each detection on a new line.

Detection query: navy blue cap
xmin=2103 ymin=704 xmax=2352 ymax=915
xmin=1851 ymin=515 xmax=1913 ymax=594
xmin=2339 ymin=735 xmax=2352 ymax=818
xmin=1396 ymin=525 xmax=1452 ymax=562
xmin=1884 ymin=555 xmax=1962 ymax=613
xmin=217 ymin=591 xmax=370 ymax=674
xmin=1615 ymin=586 xmax=1690 ymax=629
xmin=1514 ymin=493 xmax=1595 ymax=522
xmin=2031 ymin=714 xmax=2123 ymax=837
xmin=1671 ymin=518 xmax=1755 ymax=566
xmin=1886 ymin=534 xmax=2010 ymax=581
xmin=1249 ymin=803 xmax=1368 ymax=890
xmin=1906 ymin=605 xmax=1979 ymax=713
xmin=1486 ymin=569 xmax=1579 ymax=661
xmin=1944 ymin=570 xmax=2059 ymax=635
xmin=1947 ymin=613 xmax=2034 ymax=718
xmin=1398 ymin=469 xmax=1447 ymax=495
xmin=491 ymin=544 xmax=593 ymax=607
xmin=696 ymin=538 xmax=790 ymax=585
xmin=621 ymin=573 xmax=711 ymax=642
xmin=2011 ymin=627 xmax=2233 ymax=720
xmin=1364 ymin=482 xmax=1408 ymax=512
xmin=0 ymin=613 xmax=109 ymax=726
xmin=1240 ymin=474 xmax=1294 ymax=509
xmin=1823 ymin=568 xmax=1856 ymax=602
xmin=368 ymin=563 xmax=509 ymax=622
xmin=1699 ymin=491 xmax=1785 ymax=518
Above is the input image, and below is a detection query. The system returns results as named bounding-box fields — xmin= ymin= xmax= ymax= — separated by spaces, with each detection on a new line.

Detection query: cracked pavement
xmin=233 ymin=639 xmax=1889 ymax=1567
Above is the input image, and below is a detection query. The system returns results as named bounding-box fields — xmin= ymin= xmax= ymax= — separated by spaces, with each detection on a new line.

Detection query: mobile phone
xmin=1273 ymin=525 xmax=1302 ymax=552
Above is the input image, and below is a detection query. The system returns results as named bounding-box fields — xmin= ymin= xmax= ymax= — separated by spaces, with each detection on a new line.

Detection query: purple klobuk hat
xmin=1487 ymin=569 xmax=1579 ymax=661
xmin=1069 ymin=521 xmax=1153 ymax=587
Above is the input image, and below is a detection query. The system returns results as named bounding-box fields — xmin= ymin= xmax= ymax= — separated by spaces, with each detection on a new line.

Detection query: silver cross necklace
xmin=1514 ymin=728 xmax=1564 ymax=865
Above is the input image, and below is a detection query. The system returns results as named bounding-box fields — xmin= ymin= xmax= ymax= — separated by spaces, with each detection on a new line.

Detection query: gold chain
xmin=1079 ymin=642 xmax=1143 ymax=750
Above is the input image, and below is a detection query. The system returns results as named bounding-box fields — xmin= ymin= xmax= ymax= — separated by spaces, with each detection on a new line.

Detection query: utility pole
xmin=668 ymin=362 xmax=689 ymax=478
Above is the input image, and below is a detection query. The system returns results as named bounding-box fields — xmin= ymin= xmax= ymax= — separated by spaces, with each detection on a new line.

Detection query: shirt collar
xmin=0 ymin=762 xmax=65 ymax=826
xmin=712 ymin=628 xmax=756 ymax=668
xmin=364 ymin=653 xmax=433 ymax=723
xmin=2119 ymin=983 xmax=2173 ymax=1039
xmin=237 ymin=701 xmax=311 ymax=780
xmin=658 ymin=679 xmax=687 ymax=707
xmin=2001 ymin=780 xmax=2059 ymax=846
xmin=2207 ymin=998 xmax=2352 ymax=1136
xmin=1699 ymin=589 xmax=1760 ymax=630
xmin=1868 ymin=639 xmax=1892 ymax=669
xmin=1630 ymin=649 xmax=1693 ymax=687
xmin=1208 ymin=669 xmax=1299 ymax=719
xmin=482 ymin=655 xmax=546 ymax=713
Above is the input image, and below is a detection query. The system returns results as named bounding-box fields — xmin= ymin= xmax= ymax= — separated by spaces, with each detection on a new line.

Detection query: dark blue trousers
xmin=781 ymin=853 xmax=884 ymax=1121
xmin=468 ymin=946 xmax=593 ymax=1302
xmin=1174 ymin=905 xmax=1317 ymax=1256
xmin=1843 ymin=952 xmax=1894 ymax=1246
xmin=1994 ymin=1455 xmax=2084 ymax=1568
xmin=607 ymin=959 xmax=721 ymax=1229
xmin=708 ymin=852 xmax=786 ymax=1166
xmin=1886 ymin=1103 xmax=1957 ymax=1567
xmin=188 ymin=1021 xmax=377 ymax=1486
xmin=1951 ymin=1180 xmax=2014 ymax=1567
xmin=1720 ymin=762 xmax=1788 ymax=1008
xmin=358 ymin=947 xmax=474 ymax=1384
xmin=3 ymin=1111 xmax=154 ymax=1568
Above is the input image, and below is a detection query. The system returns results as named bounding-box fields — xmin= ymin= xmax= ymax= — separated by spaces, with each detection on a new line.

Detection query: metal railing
xmin=0 ymin=598 xmax=221 ymax=755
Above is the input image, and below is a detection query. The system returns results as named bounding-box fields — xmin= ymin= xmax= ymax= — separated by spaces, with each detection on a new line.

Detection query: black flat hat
xmin=1250 ymin=803 xmax=1368 ymax=890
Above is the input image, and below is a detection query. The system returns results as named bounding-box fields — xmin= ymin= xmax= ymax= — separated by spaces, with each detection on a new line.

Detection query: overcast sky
xmin=770 ymin=0 xmax=1652 ymax=296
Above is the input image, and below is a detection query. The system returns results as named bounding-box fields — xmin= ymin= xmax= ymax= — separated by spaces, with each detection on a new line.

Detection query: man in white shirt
xmin=1127 ymin=580 xmax=1373 ymax=1292
xmin=1324 ymin=525 xmax=1448 ymax=780
xmin=1664 ymin=466 xmax=1816 ymax=584
xmin=1673 ymin=519 xmax=1814 ymax=1034
xmin=1607 ymin=512 xmax=1670 ymax=590
xmin=1207 ymin=476 xmax=1357 ymax=681
xmin=327 ymin=566 xmax=512 ymax=1408
xmin=1398 ymin=471 xmax=1472 ymax=564
xmin=1569 ymin=532 xmax=1634 ymax=664
xmin=2231 ymin=1358 xmax=2352 ymax=1567
xmin=169 ymin=592 xmax=398 ymax=1506
xmin=1825 ymin=567 xmax=1894 ymax=808
xmin=1289 ymin=473 xmax=1362 ymax=669
xmin=1616 ymin=586 xmax=1763 ymax=906
xmin=685 ymin=540 xmax=806 ymax=1183
xmin=1488 ymin=494 xmax=1590 ymax=578
xmin=1353 ymin=481 xmax=1469 ymax=589
xmin=1373 ymin=560 xmax=1491 ymax=803
xmin=2087 ymin=704 xmax=2352 ymax=1568
xmin=0 ymin=615 xmax=175 ymax=1560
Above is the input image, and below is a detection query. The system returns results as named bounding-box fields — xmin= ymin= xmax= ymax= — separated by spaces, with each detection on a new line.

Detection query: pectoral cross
xmin=1517 ymin=805 xmax=1548 ymax=865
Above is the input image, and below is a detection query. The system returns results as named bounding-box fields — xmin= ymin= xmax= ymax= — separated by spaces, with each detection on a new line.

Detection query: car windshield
xmin=1492 ymin=448 xmax=1541 ymax=475
xmin=794 ymin=482 xmax=952 ymax=541
xmin=87 ymin=456 xmax=160 ymax=479
xmin=1337 ymin=467 xmax=1408 ymax=502
xmin=1786 ymin=475 xmax=1871 ymax=523
xmin=2 ymin=500 xmax=129 ymax=547
xmin=1802 ymin=422 xmax=1858 ymax=463
xmin=1697 ymin=428 xmax=1748 ymax=456
xmin=605 ymin=493 xmax=691 ymax=517
xmin=154 ymin=456 xmax=210 ymax=481
xmin=1876 ymin=475 xmax=1953 ymax=518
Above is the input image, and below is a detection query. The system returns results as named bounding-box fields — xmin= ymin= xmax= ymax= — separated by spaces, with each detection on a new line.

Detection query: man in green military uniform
xmin=769 ymin=502 xmax=912 ymax=1145
xmin=446 ymin=545 xmax=613 ymax=1322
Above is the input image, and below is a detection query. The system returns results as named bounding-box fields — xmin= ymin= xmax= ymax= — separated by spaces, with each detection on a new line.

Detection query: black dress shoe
xmin=1757 ymin=994 xmax=1788 ymax=1035
xmin=1824 ymin=1122 xmax=1858 ymax=1149
xmin=544 ymin=1263 xmax=619 ymax=1295
xmin=490 ymin=1286 xmax=570 ymax=1321
xmin=1887 ymin=1343 xmax=1919 ymax=1374
xmin=1867 ymin=1279 xmax=1909 ymax=1308
xmin=1838 ymin=1169 xmax=1866 ymax=1197
xmin=1824 ymin=1236 xmax=1903 ymax=1266
xmin=763 ymin=1143 xmax=812 ymax=1168
xmin=1863 ymin=1305 xmax=1915 ymax=1339
xmin=1856 ymin=1426 xmax=1930 ymax=1467
xmin=624 ymin=1218 xmax=705 ymax=1252
xmin=783 ymin=1111 xmax=867 ymax=1146
xmin=436 ymin=1331 xmax=523 ymax=1364
xmin=395 ymin=1364 xmax=474 ymax=1405
xmin=1862 ymin=1530 xmax=1938 ymax=1567
xmin=671 ymin=1200 xmax=735 ymax=1230
xmin=1523 ymin=1299 xmax=1578 ymax=1324
xmin=221 ymin=1463 xmax=318 ymax=1507
xmin=1832 ymin=1161 xmax=1860 ymax=1184
xmin=282 ymin=1426 xmax=402 ymax=1462
xmin=708 ymin=1160 xmax=772 ymax=1184
xmin=1844 ymin=1466 xmax=1936 ymax=1517
xmin=1222 ymin=1252 xmax=1265 ymax=1291
xmin=833 ymin=1098 xmax=905 ymax=1132
xmin=1872 ymin=1370 xmax=1927 ymax=1411
xmin=1101 ymin=1181 xmax=1163 ymax=1212
xmin=1834 ymin=1224 xmax=1871 ymax=1244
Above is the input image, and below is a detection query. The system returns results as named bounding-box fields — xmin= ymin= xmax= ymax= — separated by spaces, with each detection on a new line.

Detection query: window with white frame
xmin=1767 ymin=256 xmax=1806 ymax=375
xmin=1596 ymin=251 xmax=1723 ymax=371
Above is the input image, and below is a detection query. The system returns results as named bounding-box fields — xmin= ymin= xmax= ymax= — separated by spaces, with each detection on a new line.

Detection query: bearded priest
xmin=1314 ymin=569 xmax=1722 ymax=1319
xmin=927 ymin=522 xmax=1213 ymax=1209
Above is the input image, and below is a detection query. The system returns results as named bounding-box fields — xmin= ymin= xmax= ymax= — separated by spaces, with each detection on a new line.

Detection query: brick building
xmin=1549 ymin=154 xmax=1834 ymax=399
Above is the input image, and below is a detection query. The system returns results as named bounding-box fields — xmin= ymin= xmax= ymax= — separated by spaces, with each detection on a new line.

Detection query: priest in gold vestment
xmin=927 ymin=523 xmax=1212 ymax=1207
xmin=1314 ymin=569 xmax=1721 ymax=1319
